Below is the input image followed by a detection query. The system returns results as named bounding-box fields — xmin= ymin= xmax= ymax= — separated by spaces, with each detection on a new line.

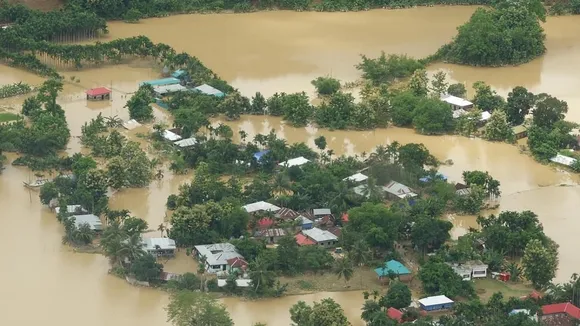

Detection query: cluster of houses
xmin=439 ymin=93 xmax=528 ymax=140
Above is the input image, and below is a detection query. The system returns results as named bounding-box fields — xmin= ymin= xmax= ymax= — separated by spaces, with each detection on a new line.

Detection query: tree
xmin=506 ymin=86 xmax=535 ymax=125
xmin=447 ymin=83 xmax=467 ymax=98
xmin=390 ymin=91 xmax=420 ymax=127
xmin=412 ymin=98 xmax=454 ymax=134
xmin=418 ymin=260 xmax=475 ymax=298
xmin=472 ymin=81 xmax=505 ymax=112
xmin=532 ymin=93 xmax=568 ymax=129
xmin=314 ymin=136 xmax=327 ymax=150
xmin=281 ymin=92 xmax=312 ymax=127
xmin=120 ymin=233 xmax=146 ymax=263
xmin=125 ymin=85 xmax=154 ymax=122
xmin=290 ymin=298 xmax=351 ymax=326
xmin=249 ymin=255 xmax=276 ymax=295
xmin=250 ymin=92 xmax=267 ymax=115
xmin=462 ymin=170 xmax=501 ymax=199
xmin=397 ymin=143 xmax=437 ymax=170
xmin=100 ymin=222 xmax=126 ymax=266
xmin=430 ymin=71 xmax=448 ymax=97
xmin=173 ymin=108 xmax=209 ymax=138
xmin=129 ymin=253 xmax=163 ymax=283
xmin=334 ymin=257 xmax=354 ymax=286
xmin=166 ymin=291 xmax=233 ymax=326
xmin=356 ymin=52 xmax=424 ymax=85
xmin=522 ymin=239 xmax=558 ymax=288
xmin=455 ymin=109 xmax=481 ymax=137
xmin=383 ymin=281 xmax=412 ymax=309
xmin=219 ymin=92 xmax=249 ymax=120
xmin=315 ymin=92 xmax=356 ymax=130
xmin=408 ymin=69 xmax=428 ymax=97
xmin=411 ymin=217 xmax=453 ymax=253
xmin=21 ymin=96 xmax=42 ymax=117
xmin=276 ymin=235 xmax=300 ymax=274
xmin=75 ymin=223 xmax=96 ymax=245
xmin=311 ymin=76 xmax=341 ymax=95
xmin=442 ymin=6 xmax=546 ymax=66
xmin=484 ymin=110 xmax=515 ymax=142
xmin=121 ymin=217 xmax=148 ymax=236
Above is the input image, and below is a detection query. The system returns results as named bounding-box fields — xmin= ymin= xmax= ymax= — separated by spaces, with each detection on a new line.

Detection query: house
xmin=174 ymin=137 xmax=197 ymax=148
xmin=276 ymin=207 xmax=300 ymax=220
xmin=122 ymin=119 xmax=141 ymax=130
xmin=448 ymin=260 xmax=488 ymax=280
xmin=153 ymin=84 xmax=188 ymax=97
xmin=479 ymin=111 xmax=492 ymax=125
xmin=312 ymin=208 xmax=333 ymax=225
xmin=243 ymin=201 xmax=281 ymax=214
xmin=456 ymin=188 xmax=472 ymax=197
xmin=55 ymin=205 xmax=87 ymax=214
xmin=160 ymin=272 xmax=180 ymax=282
xmin=140 ymin=77 xmax=180 ymax=87
xmin=142 ymin=237 xmax=176 ymax=257
xmin=254 ymin=228 xmax=287 ymax=244
xmin=550 ymin=154 xmax=577 ymax=167
xmin=343 ymin=173 xmax=368 ymax=183
xmin=295 ymin=233 xmax=316 ymax=246
xmin=419 ymin=172 xmax=448 ymax=183
xmin=300 ymin=227 xmax=338 ymax=247
xmin=387 ymin=307 xmax=403 ymax=323
xmin=295 ymin=215 xmax=313 ymax=230
xmin=513 ymin=125 xmax=528 ymax=139
xmin=194 ymin=243 xmax=244 ymax=274
xmin=374 ymin=260 xmax=412 ymax=281
xmin=86 ymin=87 xmax=111 ymax=101
xmin=383 ymin=181 xmax=418 ymax=200
xmin=256 ymin=218 xmax=274 ymax=229
xmin=253 ymin=150 xmax=270 ymax=163
xmin=418 ymin=295 xmax=454 ymax=312
xmin=217 ymin=279 xmax=251 ymax=288
xmin=440 ymin=94 xmax=474 ymax=111
xmin=226 ymin=257 xmax=248 ymax=272
xmin=313 ymin=208 xmax=332 ymax=218
xmin=327 ymin=226 xmax=342 ymax=238
xmin=194 ymin=84 xmax=225 ymax=97
xmin=171 ymin=69 xmax=187 ymax=79
xmin=509 ymin=309 xmax=538 ymax=322
xmin=162 ymin=129 xmax=182 ymax=142
xmin=69 ymin=214 xmax=103 ymax=231
xmin=279 ymin=156 xmax=310 ymax=168
xmin=541 ymin=303 xmax=580 ymax=326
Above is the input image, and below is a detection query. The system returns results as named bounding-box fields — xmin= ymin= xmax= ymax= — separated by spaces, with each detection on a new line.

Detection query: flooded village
xmin=2 ymin=3 xmax=580 ymax=326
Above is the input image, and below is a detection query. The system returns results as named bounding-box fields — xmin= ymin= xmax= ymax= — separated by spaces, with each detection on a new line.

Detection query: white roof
xmin=418 ymin=295 xmax=454 ymax=307
xmin=452 ymin=109 xmax=467 ymax=119
xmin=163 ymin=130 xmax=182 ymax=142
xmin=550 ymin=154 xmax=577 ymax=167
xmin=195 ymin=84 xmax=223 ymax=96
xmin=194 ymin=243 xmax=242 ymax=266
xmin=480 ymin=111 xmax=491 ymax=121
xmin=174 ymin=137 xmax=197 ymax=148
xmin=70 ymin=214 xmax=103 ymax=231
xmin=302 ymin=227 xmax=338 ymax=243
xmin=343 ymin=173 xmax=368 ymax=182
xmin=143 ymin=237 xmax=176 ymax=251
xmin=441 ymin=94 xmax=473 ymax=108
xmin=122 ymin=119 xmax=141 ymax=130
xmin=217 ymin=279 xmax=251 ymax=287
xmin=383 ymin=181 xmax=418 ymax=199
xmin=153 ymin=84 xmax=187 ymax=95
xmin=55 ymin=205 xmax=86 ymax=214
xmin=313 ymin=208 xmax=331 ymax=216
xmin=279 ymin=156 xmax=310 ymax=168
xmin=295 ymin=215 xmax=313 ymax=225
xmin=242 ymin=201 xmax=281 ymax=213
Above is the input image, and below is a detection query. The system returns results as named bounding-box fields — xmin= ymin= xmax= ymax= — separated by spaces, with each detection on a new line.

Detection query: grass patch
xmin=0 ymin=112 xmax=19 ymax=123
xmin=474 ymin=278 xmax=532 ymax=302
xmin=296 ymin=280 xmax=315 ymax=290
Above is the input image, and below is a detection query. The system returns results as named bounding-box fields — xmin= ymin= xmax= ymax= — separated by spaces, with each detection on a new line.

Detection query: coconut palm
xmin=249 ymin=256 xmax=274 ymax=294
xmin=360 ymin=177 xmax=384 ymax=202
xmin=100 ymin=222 xmax=125 ymax=265
xmin=334 ymin=257 xmax=354 ymax=286
xmin=271 ymin=172 xmax=291 ymax=196
xmin=104 ymin=115 xmax=123 ymax=128
xmin=75 ymin=223 xmax=95 ymax=245
xmin=119 ymin=233 xmax=145 ymax=264
xmin=157 ymin=223 xmax=166 ymax=237
xmin=330 ymin=182 xmax=355 ymax=215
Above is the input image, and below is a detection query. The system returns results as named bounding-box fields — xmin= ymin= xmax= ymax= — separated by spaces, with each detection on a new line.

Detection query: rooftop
xmin=143 ymin=237 xmax=176 ymax=251
xmin=313 ymin=208 xmax=331 ymax=216
xmin=140 ymin=77 xmax=180 ymax=87
xmin=153 ymin=84 xmax=187 ymax=96
xmin=256 ymin=218 xmax=274 ymax=229
xmin=194 ymin=243 xmax=243 ymax=266
xmin=418 ymin=295 xmax=454 ymax=307
xmin=194 ymin=84 xmax=225 ymax=97
xmin=162 ymin=129 xmax=182 ymax=142
xmin=55 ymin=205 xmax=86 ymax=214
xmin=440 ymin=94 xmax=473 ymax=108
xmin=171 ymin=69 xmax=187 ymax=78
xmin=375 ymin=260 xmax=411 ymax=277
xmin=276 ymin=207 xmax=300 ymax=219
xmin=254 ymin=228 xmax=286 ymax=238
xmin=279 ymin=156 xmax=310 ymax=168
xmin=302 ymin=227 xmax=338 ymax=243
xmin=295 ymin=233 xmax=316 ymax=246
xmin=550 ymin=154 xmax=577 ymax=167
xmin=70 ymin=214 xmax=102 ymax=230
xmin=122 ymin=119 xmax=141 ymax=130
xmin=226 ymin=257 xmax=248 ymax=268
xmin=85 ymin=87 xmax=111 ymax=97
xmin=343 ymin=173 xmax=368 ymax=182
xmin=243 ymin=201 xmax=281 ymax=213
xmin=512 ymin=125 xmax=528 ymax=134
xmin=542 ymin=302 xmax=580 ymax=319
xmin=295 ymin=215 xmax=313 ymax=225
xmin=253 ymin=150 xmax=270 ymax=161
xmin=480 ymin=111 xmax=491 ymax=121
xmin=387 ymin=307 xmax=403 ymax=322
xmin=217 ymin=279 xmax=251 ymax=287
xmin=383 ymin=181 xmax=417 ymax=199
xmin=419 ymin=172 xmax=448 ymax=183
xmin=174 ymin=137 xmax=197 ymax=148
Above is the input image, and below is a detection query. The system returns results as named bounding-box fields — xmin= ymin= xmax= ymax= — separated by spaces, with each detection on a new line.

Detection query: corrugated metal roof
xmin=194 ymin=84 xmax=225 ymax=97
xmin=313 ymin=208 xmax=331 ymax=216
xmin=279 ymin=156 xmax=310 ymax=167
xmin=153 ymin=84 xmax=187 ymax=95
xmin=242 ymin=201 xmax=280 ymax=213
xmin=441 ymin=94 xmax=473 ymax=107
xmin=419 ymin=295 xmax=454 ymax=307
xmin=174 ymin=137 xmax=197 ymax=148
xmin=302 ymin=227 xmax=338 ymax=243
xmin=70 ymin=214 xmax=102 ymax=230
xmin=550 ymin=154 xmax=577 ymax=167
xmin=343 ymin=173 xmax=368 ymax=182
xmin=122 ymin=119 xmax=141 ymax=130
xmin=163 ymin=130 xmax=182 ymax=142
xmin=140 ymin=77 xmax=180 ymax=87
xmin=143 ymin=237 xmax=176 ymax=251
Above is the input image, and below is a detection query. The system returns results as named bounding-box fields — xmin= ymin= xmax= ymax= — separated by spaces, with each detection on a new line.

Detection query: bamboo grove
xmin=0 ymin=2 xmax=232 ymax=91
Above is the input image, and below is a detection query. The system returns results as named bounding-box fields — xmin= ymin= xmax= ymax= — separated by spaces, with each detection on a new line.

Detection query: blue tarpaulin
xmin=254 ymin=150 xmax=270 ymax=162
xmin=419 ymin=172 xmax=448 ymax=183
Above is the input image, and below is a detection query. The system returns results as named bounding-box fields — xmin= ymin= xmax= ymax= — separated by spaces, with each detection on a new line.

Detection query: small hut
xmin=86 ymin=87 xmax=111 ymax=100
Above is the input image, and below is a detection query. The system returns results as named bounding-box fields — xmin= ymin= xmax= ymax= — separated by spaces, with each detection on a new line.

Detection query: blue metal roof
xmin=374 ymin=260 xmax=411 ymax=277
xmin=253 ymin=150 xmax=270 ymax=161
xmin=419 ymin=172 xmax=448 ymax=182
xmin=171 ymin=70 xmax=187 ymax=78
xmin=194 ymin=84 xmax=225 ymax=97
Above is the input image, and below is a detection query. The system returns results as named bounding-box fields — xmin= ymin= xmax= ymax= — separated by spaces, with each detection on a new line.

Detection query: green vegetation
xmin=126 ymin=85 xmax=154 ymax=122
xmin=0 ymin=82 xmax=32 ymax=99
xmin=0 ymin=112 xmax=19 ymax=123
xmin=311 ymin=76 xmax=340 ymax=95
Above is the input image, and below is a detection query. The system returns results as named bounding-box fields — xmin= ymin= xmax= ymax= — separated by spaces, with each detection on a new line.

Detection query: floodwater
xmin=2 ymin=6 xmax=580 ymax=326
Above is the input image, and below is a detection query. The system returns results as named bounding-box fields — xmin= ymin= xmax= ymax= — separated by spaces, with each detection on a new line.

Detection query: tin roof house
xmin=418 ymin=295 xmax=454 ymax=312
xmin=142 ymin=237 xmax=176 ymax=257
xmin=194 ymin=243 xmax=244 ymax=274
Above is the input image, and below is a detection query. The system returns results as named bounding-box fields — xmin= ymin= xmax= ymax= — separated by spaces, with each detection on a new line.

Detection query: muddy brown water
xmin=1 ymin=7 xmax=580 ymax=325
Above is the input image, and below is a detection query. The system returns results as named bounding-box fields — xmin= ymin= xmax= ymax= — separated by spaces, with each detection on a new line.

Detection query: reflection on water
xmin=1 ymin=7 xmax=580 ymax=326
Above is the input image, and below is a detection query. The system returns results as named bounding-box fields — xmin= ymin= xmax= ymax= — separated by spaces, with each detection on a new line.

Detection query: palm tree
xmin=75 ymin=223 xmax=95 ymax=245
xmin=249 ymin=256 xmax=273 ymax=294
xmin=100 ymin=222 xmax=125 ymax=265
xmin=334 ymin=257 xmax=354 ymax=287
xmin=272 ymin=172 xmax=291 ymax=196
xmin=198 ymin=254 xmax=207 ymax=291
xmin=361 ymin=177 xmax=383 ymax=202
xmin=157 ymin=223 xmax=166 ymax=237
xmin=119 ymin=233 xmax=145 ymax=264
xmin=330 ymin=182 xmax=354 ymax=215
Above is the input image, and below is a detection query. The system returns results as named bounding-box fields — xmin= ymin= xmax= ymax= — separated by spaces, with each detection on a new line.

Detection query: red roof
xmin=341 ymin=213 xmax=349 ymax=223
xmin=295 ymin=233 xmax=316 ymax=246
xmin=226 ymin=257 xmax=248 ymax=268
xmin=542 ymin=303 xmax=580 ymax=319
xmin=257 ymin=218 xmax=274 ymax=229
xmin=85 ymin=87 xmax=111 ymax=96
xmin=387 ymin=307 xmax=403 ymax=322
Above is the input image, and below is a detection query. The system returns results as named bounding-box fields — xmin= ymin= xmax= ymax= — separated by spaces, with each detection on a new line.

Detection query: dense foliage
xmin=0 ymin=82 xmax=32 ymax=99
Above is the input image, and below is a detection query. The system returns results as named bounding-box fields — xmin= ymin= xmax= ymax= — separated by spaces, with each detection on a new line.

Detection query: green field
xmin=0 ymin=112 xmax=19 ymax=123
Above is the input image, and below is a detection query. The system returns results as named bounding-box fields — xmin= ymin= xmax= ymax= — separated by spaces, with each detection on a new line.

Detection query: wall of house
xmin=541 ymin=313 xmax=575 ymax=326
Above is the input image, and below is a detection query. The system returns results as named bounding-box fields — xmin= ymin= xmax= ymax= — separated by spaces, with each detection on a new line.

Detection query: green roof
xmin=374 ymin=260 xmax=411 ymax=277
xmin=512 ymin=125 xmax=527 ymax=134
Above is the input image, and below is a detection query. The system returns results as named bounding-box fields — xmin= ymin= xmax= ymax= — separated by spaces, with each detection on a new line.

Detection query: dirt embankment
xmin=8 ymin=0 xmax=63 ymax=11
